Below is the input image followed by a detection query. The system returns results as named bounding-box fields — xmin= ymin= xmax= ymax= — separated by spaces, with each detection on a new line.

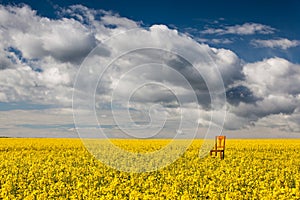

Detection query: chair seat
xmin=210 ymin=149 xmax=224 ymax=152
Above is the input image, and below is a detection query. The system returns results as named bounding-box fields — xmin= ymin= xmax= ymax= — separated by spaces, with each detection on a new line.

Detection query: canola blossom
xmin=0 ymin=139 xmax=299 ymax=199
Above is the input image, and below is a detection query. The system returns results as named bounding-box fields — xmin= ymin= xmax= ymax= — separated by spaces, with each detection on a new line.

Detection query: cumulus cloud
xmin=202 ymin=23 xmax=275 ymax=35
xmin=0 ymin=4 xmax=140 ymax=105
xmin=224 ymin=57 xmax=300 ymax=131
xmin=0 ymin=4 xmax=299 ymax=137
xmin=0 ymin=5 xmax=97 ymax=63
xmin=251 ymin=38 xmax=300 ymax=49
xmin=71 ymin=24 xmax=239 ymax=138
xmin=242 ymin=57 xmax=300 ymax=97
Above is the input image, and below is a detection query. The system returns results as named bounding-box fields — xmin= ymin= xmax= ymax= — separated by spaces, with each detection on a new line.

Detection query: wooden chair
xmin=210 ymin=136 xmax=226 ymax=159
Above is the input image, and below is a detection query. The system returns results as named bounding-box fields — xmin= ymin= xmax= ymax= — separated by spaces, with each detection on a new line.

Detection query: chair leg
xmin=221 ymin=151 xmax=224 ymax=159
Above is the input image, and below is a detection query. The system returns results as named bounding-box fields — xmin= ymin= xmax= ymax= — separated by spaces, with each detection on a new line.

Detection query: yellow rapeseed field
xmin=0 ymin=138 xmax=299 ymax=199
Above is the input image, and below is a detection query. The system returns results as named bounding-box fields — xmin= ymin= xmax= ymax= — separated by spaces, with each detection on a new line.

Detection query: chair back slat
xmin=216 ymin=136 xmax=226 ymax=149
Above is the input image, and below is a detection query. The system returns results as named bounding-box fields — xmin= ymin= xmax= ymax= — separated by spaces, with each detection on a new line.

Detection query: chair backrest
xmin=215 ymin=136 xmax=226 ymax=150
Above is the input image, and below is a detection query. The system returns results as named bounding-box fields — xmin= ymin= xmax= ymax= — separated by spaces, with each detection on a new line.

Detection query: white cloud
xmin=242 ymin=57 xmax=300 ymax=97
xmin=202 ymin=23 xmax=275 ymax=35
xmin=101 ymin=15 xmax=140 ymax=29
xmin=210 ymin=48 xmax=243 ymax=86
xmin=251 ymin=38 xmax=300 ymax=49
xmin=232 ymin=95 xmax=298 ymax=119
xmin=197 ymin=38 xmax=233 ymax=44
xmin=224 ymin=57 xmax=300 ymax=132
xmin=0 ymin=5 xmax=97 ymax=63
xmin=60 ymin=5 xmax=140 ymax=41
xmin=0 ymin=4 xmax=141 ymax=106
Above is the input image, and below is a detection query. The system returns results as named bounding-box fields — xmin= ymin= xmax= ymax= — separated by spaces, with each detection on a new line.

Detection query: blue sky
xmin=0 ymin=0 xmax=300 ymax=138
